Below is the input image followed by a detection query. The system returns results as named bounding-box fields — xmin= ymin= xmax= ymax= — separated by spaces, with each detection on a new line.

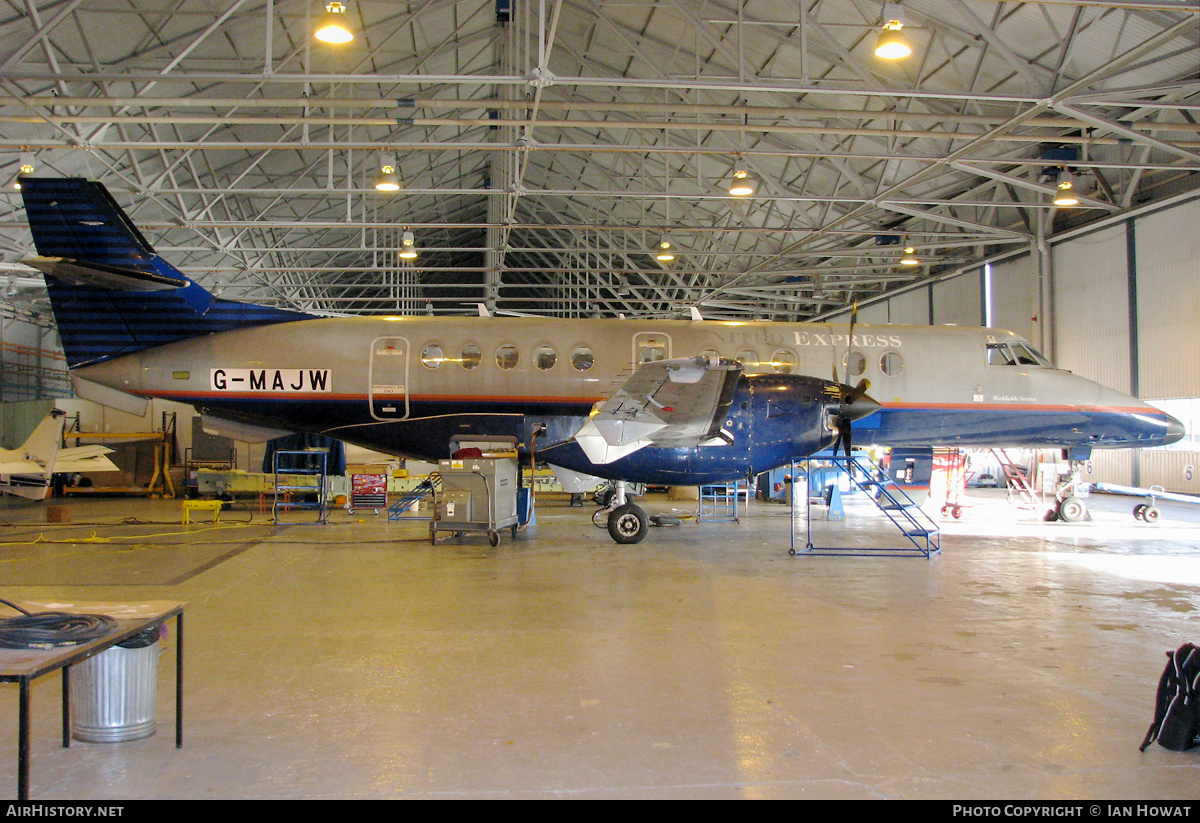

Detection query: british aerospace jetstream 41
xmin=17 ymin=177 xmax=1184 ymax=542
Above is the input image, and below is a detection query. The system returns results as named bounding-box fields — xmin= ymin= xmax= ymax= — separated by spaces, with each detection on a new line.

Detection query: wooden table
xmin=0 ymin=601 xmax=184 ymax=800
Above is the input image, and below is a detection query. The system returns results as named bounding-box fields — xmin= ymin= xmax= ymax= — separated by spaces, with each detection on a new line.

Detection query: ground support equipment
xmin=698 ymin=481 xmax=742 ymax=522
xmin=273 ymin=449 xmax=328 ymax=524
xmin=388 ymin=474 xmax=441 ymax=522
xmin=789 ymin=454 xmax=940 ymax=558
xmin=430 ymin=456 xmax=519 ymax=547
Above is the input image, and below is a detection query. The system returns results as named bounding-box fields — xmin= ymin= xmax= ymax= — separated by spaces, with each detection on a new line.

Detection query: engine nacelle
xmin=540 ymin=373 xmax=858 ymax=486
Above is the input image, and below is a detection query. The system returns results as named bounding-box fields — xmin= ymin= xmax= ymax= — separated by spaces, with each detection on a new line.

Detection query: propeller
xmin=827 ymin=299 xmax=873 ymax=456
xmin=830 ymin=377 xmax=879 ymax=457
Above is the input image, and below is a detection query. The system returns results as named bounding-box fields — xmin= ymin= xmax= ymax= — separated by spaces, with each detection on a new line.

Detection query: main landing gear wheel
xmin=1056 ymin=496 xmax=1087 ymax=523
xmin=607 ymin=502 xmax=649 ymax=544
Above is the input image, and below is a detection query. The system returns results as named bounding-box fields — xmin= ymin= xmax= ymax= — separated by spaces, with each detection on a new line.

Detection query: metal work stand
xmin=273 ymin=449 xmax=328 ymax=524
xmin=789 ymin=454 xmax=941 ymax=558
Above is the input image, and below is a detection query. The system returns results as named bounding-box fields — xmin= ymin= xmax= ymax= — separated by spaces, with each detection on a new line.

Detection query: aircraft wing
xmin=574 ymin=357 xmax=742 ymax=464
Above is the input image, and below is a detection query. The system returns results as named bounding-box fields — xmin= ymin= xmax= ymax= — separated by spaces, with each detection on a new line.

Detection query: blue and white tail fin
xmin=19 ymin=177 xmax=313 ymax=369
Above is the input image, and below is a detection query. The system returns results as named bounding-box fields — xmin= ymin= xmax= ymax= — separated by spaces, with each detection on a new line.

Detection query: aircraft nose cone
xmin=1165 ymin=413 xmax=1186 ymax=446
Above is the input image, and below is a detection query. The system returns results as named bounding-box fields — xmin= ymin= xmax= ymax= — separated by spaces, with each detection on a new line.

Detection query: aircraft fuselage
xmin=74 ymin=315 xmax=1180 ymax=484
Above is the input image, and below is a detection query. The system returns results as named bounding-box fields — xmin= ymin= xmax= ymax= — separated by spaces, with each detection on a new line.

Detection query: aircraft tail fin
xmin=19 ymin=177 xmax=313 ymax=369
xmin=0 ymin=412 xmax=65 ymax=501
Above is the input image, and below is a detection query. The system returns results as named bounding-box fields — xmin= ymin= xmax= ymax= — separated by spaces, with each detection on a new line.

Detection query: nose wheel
xmin=607 ymin=502 xmax=648 ymax=544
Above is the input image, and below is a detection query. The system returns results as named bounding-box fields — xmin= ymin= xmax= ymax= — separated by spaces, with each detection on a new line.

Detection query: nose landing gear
xmin=598 ymin=480 xmax=649 ymax=544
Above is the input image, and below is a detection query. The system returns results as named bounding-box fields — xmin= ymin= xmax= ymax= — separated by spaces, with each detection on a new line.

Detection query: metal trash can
xmin=70 ymin=626 xmax=160 ymax=743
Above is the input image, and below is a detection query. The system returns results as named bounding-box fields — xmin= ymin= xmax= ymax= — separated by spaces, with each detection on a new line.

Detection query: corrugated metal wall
xmin=1051 ymin=222 xmax=1135 ymax=485
xmin=1133 ymin=198 xmax=1200 ymax=400
xmin=855 ymin=301 xmax=889 ymax=324
xmin=932 ymin=270 xmax=984 ymax=326
xmin=888 ymin=287 xmax=930 ymax=325
xmin=1052 ymin=223 xmax=1132 ymax=394
xmin=1130 ymin=198 xmax=1200 ymax=492
xmin=988 ymin=253 xmax=1036 ymax=343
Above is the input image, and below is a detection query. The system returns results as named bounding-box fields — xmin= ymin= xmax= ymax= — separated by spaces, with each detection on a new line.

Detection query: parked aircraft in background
xmin=16 ymin=177 xmax=1185 ymax=540
xmin=0 ymin=411 xmax=119 ymax=500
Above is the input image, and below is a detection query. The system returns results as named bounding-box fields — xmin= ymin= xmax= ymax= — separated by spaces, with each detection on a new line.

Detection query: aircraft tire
xmin=1142 ymin=505 xmax=1161 ymax=523
xmin=608 ymin=503 xmax=648 ymax=544
xmin=1134 ymin=504 xmax=1147 ymax=520
xmin=1057 ymin=496 xmax=1087 ymax=523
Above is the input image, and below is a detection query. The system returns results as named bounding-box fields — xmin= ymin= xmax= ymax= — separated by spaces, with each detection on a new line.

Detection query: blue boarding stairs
xmin=387 ymin=474 xmax=442 ymax=521
xmin=790 ymin=454 xmax=941 ymax=558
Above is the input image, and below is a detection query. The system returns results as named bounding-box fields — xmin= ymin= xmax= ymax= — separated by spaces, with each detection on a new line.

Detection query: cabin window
xmin=460 ymin=344 xmax=481 ymax=370
xmin=698 ymin=347 xmax=721 ymax=362
xmin=735 ymin=348 xmax=759 ymax=369
xmin=772 ymin=349 xmax=796 ymax=375
xmin=571 ymin=346 xmax=594 ymax=371
xmin=420 ymin=343 xmax=445 ymax=369
xmin=534 ymin=344 xmax=557 ymax=370
xmin=496 ymin=344 xmax=519 ymax=370
xmin=640 ymin=346 xmax=665 ymax=363
xmin=844 ymin=351 xmax=866 ymax=377
xmin=880 ymin=351 xmax=904 ymax=376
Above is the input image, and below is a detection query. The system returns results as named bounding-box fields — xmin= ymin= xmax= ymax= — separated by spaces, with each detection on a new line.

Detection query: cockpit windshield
xmin=987 ymin=341 xmax=1053 ymax=368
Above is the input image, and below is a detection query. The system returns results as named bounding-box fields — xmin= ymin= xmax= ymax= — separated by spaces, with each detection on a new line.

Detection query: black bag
xmin=1140 ymin=643 xmax=1200 ymax=752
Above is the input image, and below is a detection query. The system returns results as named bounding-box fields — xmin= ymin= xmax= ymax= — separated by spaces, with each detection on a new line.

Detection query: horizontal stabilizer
xmin=201 ymin=413 xmax=294 ymax=444
xmin=24 ymin=256 xmax=189 ymax=291
xmin=71 ymin=375 xmax=149 ymax=417
xmin=56 ymin=446 xmax=120 ymax=474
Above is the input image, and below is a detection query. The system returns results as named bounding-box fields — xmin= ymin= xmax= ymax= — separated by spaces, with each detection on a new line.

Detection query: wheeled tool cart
xmin=430 ymin=456 xmax=519 ymax=546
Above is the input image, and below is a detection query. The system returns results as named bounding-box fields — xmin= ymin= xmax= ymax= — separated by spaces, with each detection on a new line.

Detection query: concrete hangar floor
xmin=0 ymin=488 xmax=1197 ymax=800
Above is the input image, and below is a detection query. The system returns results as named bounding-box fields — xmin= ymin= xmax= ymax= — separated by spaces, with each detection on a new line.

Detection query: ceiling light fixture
xmin=12 ymin=152 xmax=34 ymax=189
xmin=375 ymin=153 xmax=400 ymax=192
xmin=654 ymin=239 xmax=676 ymax=262
xmin=874 ymin=4 xmax=912 ymax=60
xmin=399 ymin=230 xmax=418 ymax=259
xmin=900 ymin=245 xmax=920 ymax=266
xmin=1053 ymin=170 xmax=1079 ymax=207
xmin=729 ymin=168 xmax=757 ymax=197
xmin=314 ymin=1 xmax=354 ymax=44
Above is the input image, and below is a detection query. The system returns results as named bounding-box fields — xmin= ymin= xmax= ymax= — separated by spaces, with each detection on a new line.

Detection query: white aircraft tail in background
xmin=0 ymin=412 xmax=119 ymax=500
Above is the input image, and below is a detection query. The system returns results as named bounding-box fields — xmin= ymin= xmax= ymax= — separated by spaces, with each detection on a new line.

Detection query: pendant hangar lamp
xmin=874 ymin=4 xmax=912 ymax=60
xmin=375 ymin=153 xmax=401 ymax=192
xmin=399 ymin=230 xmax=419 ymax=260
xmin=11 ymin=152 xmax=34 ymax=190
xmin=314 ymin=2 xmax=354 ymax=44
xmin=654 ymin=238 xmax=676 ymax=262
xmin=900 ymin=245 xmax=920 ymax=266
xmin=729 ymin=167 xmax=757 ymax=197
xmin=1053 ymin=169 xmax=1079 ymax=207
